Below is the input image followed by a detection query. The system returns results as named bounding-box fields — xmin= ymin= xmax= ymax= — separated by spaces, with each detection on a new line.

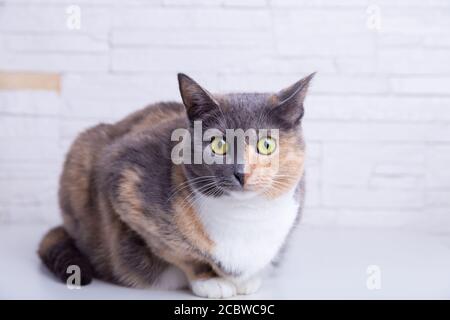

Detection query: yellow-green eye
xmin=210 ymin=137 xmax=228 ymax=155
xmin=257 ymin=137 xmax=276 ymax=155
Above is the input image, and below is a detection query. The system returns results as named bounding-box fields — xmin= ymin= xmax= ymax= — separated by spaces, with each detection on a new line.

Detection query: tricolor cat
xmin=38 ymin=72 xmax=314 ymax=298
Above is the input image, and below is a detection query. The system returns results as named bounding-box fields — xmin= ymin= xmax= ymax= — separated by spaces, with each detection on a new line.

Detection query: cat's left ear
xmin=178 ymin=73 xmax=219 ymax=122
xmin=271 ymin=72 xmax=316 ymax=127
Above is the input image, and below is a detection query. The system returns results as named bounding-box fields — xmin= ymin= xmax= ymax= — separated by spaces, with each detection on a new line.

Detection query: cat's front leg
xmin=222 ymin=274 xmax=262 ymax=296
xmin=176 ymin=261 xmax=238 ymax=298
xmin=190 ymin=277 xmax=237 ymax=299
xmin=233 ymin=276 xmax=262 ymax=295
xmin=190 ymin=276 xmax=262 ymax=298
xmin=187 ymin=264 xmax=238 ymax=298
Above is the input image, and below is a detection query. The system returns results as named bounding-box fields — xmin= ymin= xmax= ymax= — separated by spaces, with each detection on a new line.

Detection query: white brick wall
xmin=0 ymin=0 xmax=449 ymax=232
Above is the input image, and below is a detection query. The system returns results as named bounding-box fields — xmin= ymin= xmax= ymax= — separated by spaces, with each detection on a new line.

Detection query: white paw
xmin=236 ymin=277 xmax=262 ymax=295
xmin=190 ymin=278 xmax=237 ymax=299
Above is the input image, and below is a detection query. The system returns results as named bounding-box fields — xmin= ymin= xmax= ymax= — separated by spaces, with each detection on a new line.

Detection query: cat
xmin=38 ymin=72 xmax=314 ymax=298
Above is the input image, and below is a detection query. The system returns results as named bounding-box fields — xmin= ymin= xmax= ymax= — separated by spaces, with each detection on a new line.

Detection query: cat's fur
xmin=38 ymin=73 xmax=314 ymax=298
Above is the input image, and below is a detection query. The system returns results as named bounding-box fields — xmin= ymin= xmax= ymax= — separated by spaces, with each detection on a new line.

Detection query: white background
xmin=1 ymin=0 xmax=450 ymax=234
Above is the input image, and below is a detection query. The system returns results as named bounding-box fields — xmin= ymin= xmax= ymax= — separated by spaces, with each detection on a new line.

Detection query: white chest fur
xmin=194 ymin=189 xmax=299 ymax=279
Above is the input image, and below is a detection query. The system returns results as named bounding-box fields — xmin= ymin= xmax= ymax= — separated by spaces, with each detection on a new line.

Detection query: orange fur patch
xmin=172 ymin=166 xmax=214 ymax=254
xmin=243 ymin=131 xmax=305 ymax=199
xmin=116 ymin=168 xmax=159 ymax=235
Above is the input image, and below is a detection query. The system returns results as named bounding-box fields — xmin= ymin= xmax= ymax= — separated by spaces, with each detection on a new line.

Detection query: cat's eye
xmin=257 ymin=137 xmax=276 ymax=155
xmin=210 ymin=137 xmax=228 ymax=155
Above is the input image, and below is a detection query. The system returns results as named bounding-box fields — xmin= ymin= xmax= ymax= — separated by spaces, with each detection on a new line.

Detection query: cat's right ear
xmin=178 ymin=73 xmax=219 ymax=122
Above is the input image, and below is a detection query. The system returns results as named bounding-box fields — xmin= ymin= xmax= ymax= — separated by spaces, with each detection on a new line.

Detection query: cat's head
xmin=177 ymin=73 xmax=314 ymax=200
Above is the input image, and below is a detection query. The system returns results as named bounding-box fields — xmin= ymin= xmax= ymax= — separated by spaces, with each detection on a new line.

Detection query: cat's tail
xmin=38 ymin=226 xmax=93 ymax=286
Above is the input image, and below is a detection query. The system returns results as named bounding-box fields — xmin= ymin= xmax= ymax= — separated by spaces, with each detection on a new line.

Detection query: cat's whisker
xmin=169 ymin=175 xmax=216 ymax=192
xmin=177 ymin=181 xmax=219 ymax=211
xmin=167 ymin=176 xmax=216 ymax=201
xmin=191 ymin=187 xmax=220 ymax=211
xmin=269 ymin=180 xmax=293 ymax=189
xmin=263 ymin=181 xmax=294 ymax=198
xmin=188 ymin=180 xmax=229 ymax=211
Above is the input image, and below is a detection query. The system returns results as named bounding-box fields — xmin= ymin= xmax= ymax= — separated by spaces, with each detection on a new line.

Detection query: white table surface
xmin=1 ymin=224 xmax=449 ymax=299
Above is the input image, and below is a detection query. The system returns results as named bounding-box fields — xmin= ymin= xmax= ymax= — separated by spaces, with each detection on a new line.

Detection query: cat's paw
xmin=190 ymin=278 xmax=237 ymax=299
xmin=235 ymin=277 xmax=262 ymax=295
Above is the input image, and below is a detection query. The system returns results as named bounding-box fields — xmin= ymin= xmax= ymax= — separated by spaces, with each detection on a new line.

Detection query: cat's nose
xmin=234 ymin=172 xmax=245 ymax=186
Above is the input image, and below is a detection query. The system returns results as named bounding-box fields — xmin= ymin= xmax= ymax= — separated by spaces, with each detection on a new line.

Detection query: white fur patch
xmin=235 ymin=276 xmax=262 ymax=295
xmin=190 ymin=277 xmax=237 ymax=298
xmin=195 ymin=188 xmax=298 ymax=279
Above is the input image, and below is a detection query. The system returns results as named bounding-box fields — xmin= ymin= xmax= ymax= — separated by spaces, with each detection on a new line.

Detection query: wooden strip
xmin=0 ymin=72 xmax=60 ymax=92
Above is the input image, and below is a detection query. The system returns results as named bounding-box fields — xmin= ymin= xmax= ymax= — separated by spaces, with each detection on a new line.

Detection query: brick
xmin=0 ymin=5 xmax=111 ymax=34
xmin=304 ymin=162 xmax=321 ymax=208
xmin=426 ymin=145 xmax=450 ymax=189
xmin=322 ymin=187 xmax=424 ymax=208
xmin=273 ymin=9 xmax=369 ymax=34
xmin=273 ymin=9 xmax=376 ymax=56
xmin=0 ymin=52 xmax=109 ymax=72
xmin=0 ymin=91 xmax=61 ymax=116
xmin=112 ymin=7 xmax=271 ymax=30
xmin=305 ymin=142 xmax=322 ymax=165
xmin=223 ymin=57 xmax=336 ymax=74
xmin=390 ymin=77 xmax=450 ymax=95
xmin=111 ymin=29 xmax=271 ymax=49
xmin=218 ymin=73 xmax=307 ymax=92
xmin=374 ymin=164 xmax=423 ymax=176
xmin=369 ymin=176 xmax=424 ymax=189
xmin=61 ymin=99 xmax=145 ymax=121
xmin=0 ymin=138 xmax=60 ymax=161
xmin=1 ymin=34 xmax=108 ymax=53
xmin=381 ymin=8 xmax=450 ymax=35
xmin=421 ymin=208 xmax=450 ymax=233
xmin=374 ymin=0 xmax=450 ymax=6
xmin=335 ymin=57 xmax=378 ymax=74
xmin=311 ymin=75 xmax=389 ymax=94
xmin=269 ymin=0 xmax=362 ymax=7
xmin=111 ymin=47 xmax=270 ymax=73
xmin=163 ymin=0 xmax=223 ymax=6
xmin=0 ymin=178 xmax=59 ymax=224
xmin=301 ymin=208 xmax=339 ymax=227
xmin=275 ymin=34 xmax=376 ymax=57
xmin=378 ymin=49 xmax=450 ymax=74
xmin=335 ymin=209 xmax=424 ymax=228
xmin=0 ymin=115 xmax=58 ymax=138
xmin=305 ymin=96 xmax=450 ymax=122
xmin=322 ymin=142 xmax=425 ymax=188
xmin=424 ymin=34 xmax=450 ymax=47
xmin=219 ymin=74 xmax=388 ymax=94
xmin=426 ymin=191 xmax=450 ymax=207
xmin=61 ymin=73 xmax=190 ymax=101
xmin=377 ymin=34 xmax=422 ymax=47
xmin=4 ymin=0 xmax=159 ymax=4
xmin=223 ymin=0 xmax=267 ymax=7
xmin=304 ymin=122 xmax=450 ymax=142
xmin=0 ymin=72 xmax=60 ymax=92
xmin=0 ymin=161 xmax=61 ymax=180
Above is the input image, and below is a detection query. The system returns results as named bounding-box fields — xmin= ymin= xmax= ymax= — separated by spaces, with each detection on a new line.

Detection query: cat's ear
xmin=178 ymin=73 xmax=219 ymax=122
xmin=271 ymin=72 xmax=315 ymax=127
